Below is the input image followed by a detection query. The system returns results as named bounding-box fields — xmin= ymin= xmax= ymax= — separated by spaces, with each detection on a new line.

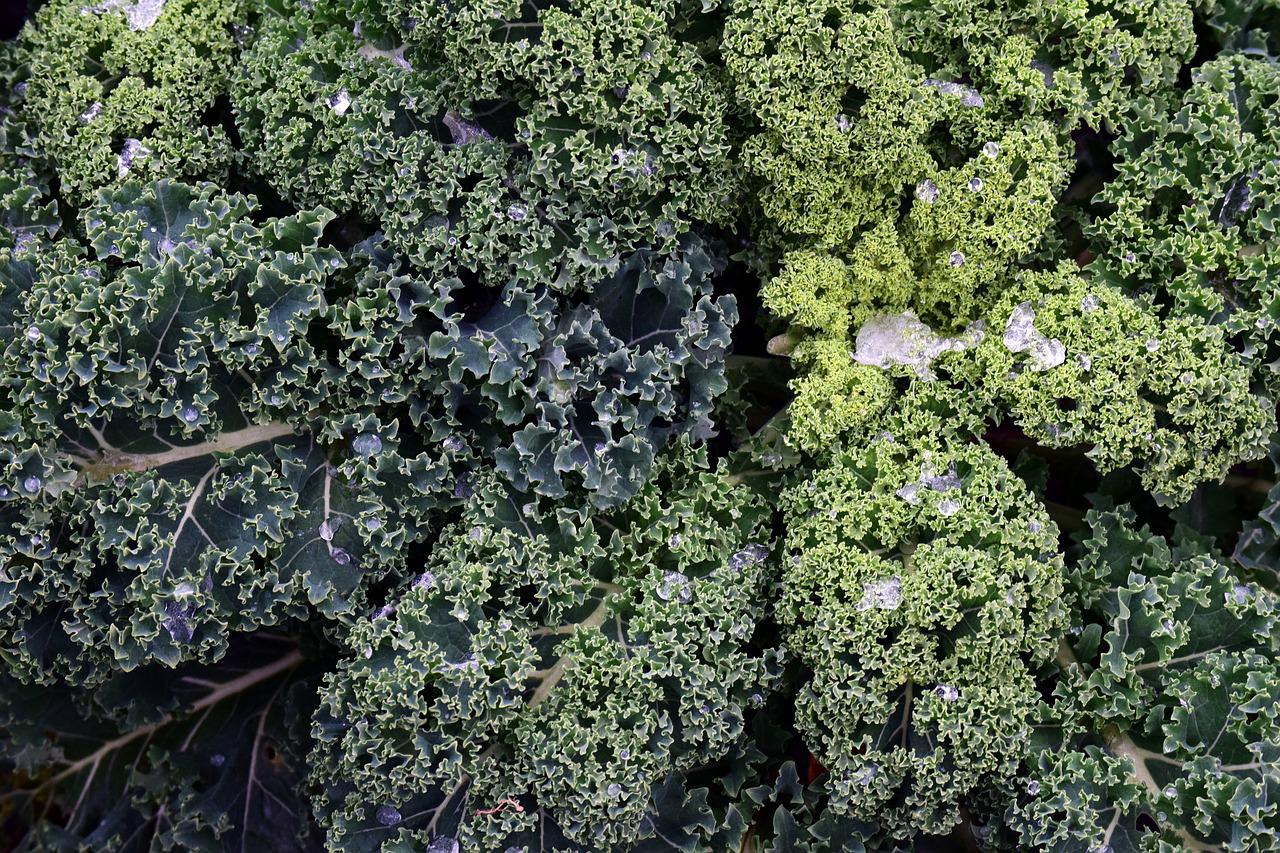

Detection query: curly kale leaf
xmin=971 ymin=266 xmax=1273 ymax=506
xmin=308 ymin=446 xmax=780 ymax=851
xmin=1088 ymin=50 xmax=1280 ymax=390
xmin=0 ymin=631 xmax=325 ymax=853
xmin=997 ymin=508 xmax=1280 ymax=852
xmin=232 ymin=0 xmax=734 ymax=292
xmin=777 ymin=438 xmax=1068 ymax=843
xmin=18 ymin=0 xmax=243 ymax=202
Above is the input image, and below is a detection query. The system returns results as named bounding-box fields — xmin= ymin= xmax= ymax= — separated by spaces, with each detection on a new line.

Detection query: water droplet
xmin=331 ymin=547 xmax=352 ymax=566
xmin=352 ymin=432 xmax=383 ymax=456
xmin=365 ymin=516 xmax=382 ymax=531
xmin=1230 ymin=584 xmax=1252 ymax=605
xmin=934 ymin=684 xmax=959 ymax=702
xmin=606 ymin=782 xmax=623 ymax=798
xmin=414 ymin=571 xmax=435 ymax=590
xmin=1081 ymin=294 xmax=1100 ymax=313
xmin=180 ymin=406 xmax=199 ymax=424
xmin=729 ymin=543 xmax=770 ymax=570
xmin=425 ymin=839 xmax=459 ymax=853
xmin=25 ymin=325 xmax=40 ymax=342
xmin=442 ymin=436 xmax=464 ymax=453
xmin=1027 ymin=780 xmax=1040 ymax=795
xmin=982 ymin=141 xmax=999 ymax=158
xmin=327 ymin=89 xmax=352 ymax=115
xmin=22 ymin=476 xmax=41 ymax=495
xmin=376 ymin=805 xmax=402 ymax=826
xmin=656 ymin=571 xmax=692 ymax=603
xmin=896 ymin=482 xmax=921 ymax=504
xmin=856 ymin=576 xmax=902 ymax=611
xmin=0 ymin=486 xmax=10 ymax=498
xmin=668 ymin=533 xmax=682 ymax=548
xmin=949 ymin=250 xmax=966 ymax=267
xmin=506 ymin=203 xmax=527 ymax=222
xmin=1029 ymin=520 xmax=1042 ymax=534
xmin=835 ymin=113 xmax=852 ymax=133
xmin=79 ymin=101 xmax=103 ymax=123
xmin=1145 ymin=338 xmax=1160 ymax=353
xmin=967 ymin=176 xmax=984 ymax=193
xmin=915 ymin=179 xmax=939 ymax=203
xmin=209 ymin=753 xmax=226 ymax=767
xmin=117 ymin=138 xmax=150 ymax=178
xmin=938 ymin=497 xmax=961 ymax=516
xmin=245 ymin=342 xmax=262 ymax=356
xmin=319 ymin=520 xmax=335 ymax=542
xmin=1075 ymin=353 xmax=1092 ymax=371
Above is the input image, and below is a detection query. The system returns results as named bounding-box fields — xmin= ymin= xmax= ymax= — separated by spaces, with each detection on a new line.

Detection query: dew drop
xmin=1027 ymin=780 xmax=1040 ymax=795
xmin=606 ymin=782 xmax=623 ymax=798
xmin=656 ymin=570 xmax=692 ymax=603
xmin=180 ymin=406 xmax=199 ymax=424
xmin=934 ymin=684 xmax=959 ymax=702
xmin=967 ymin=176 xmax=984 ymax=193
xmin=319 ymin=520 xmax=335 ymax=542
xmin=949 ymin=250 xmax=966 ymax=267
xmin=506 ymin=203 xmax=527 ymax=222
xmin=915 ymin=179 xmax=939 ymax=203
xmin=1080 ymin=294 xmax=1100 ymax=312
xmin=938 ymin=497 xmax=961 ymax=516
xmin=331 ymin=547 xmax=352 ymax=566
xmin=982 ymin=141 xmax=999 ymax=158
xmin=375 ymin=805 xmax=402 ymax=826
xmin=209 ymin=753 xmax=226 ymax=767
xmin=352 ymin=432 xmax=383 ymax=456
xmin=25 ymin=325 xmax=40 ymax=342
xmin=22 ymin=476 xmax=41 ymax=494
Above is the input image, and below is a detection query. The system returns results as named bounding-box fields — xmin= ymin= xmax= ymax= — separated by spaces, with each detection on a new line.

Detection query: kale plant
xmin=2 ymin=0 xmax=1279 ymax=851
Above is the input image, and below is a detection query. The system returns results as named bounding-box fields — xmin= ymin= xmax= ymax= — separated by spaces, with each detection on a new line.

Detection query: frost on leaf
xmin=852 ymin=311 xmax=984 ymax=379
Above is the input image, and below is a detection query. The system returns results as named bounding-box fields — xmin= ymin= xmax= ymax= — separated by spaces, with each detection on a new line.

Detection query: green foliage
xmin=232 ymin=0 xmax=734 ymax=292
xmin=18 ymin=0 xmax=241 ymax=202
xmin=972 ymin=266 xmax=1273 ymax=505
xmin=308 ymin=446 xmax=779 ymax=850
xmin=777 ymin=438 xmax=1067 ymax=842
xmin=1088 ymin=50 xmax=1280 ymax=388
xmin=996 ymin=508 xmax=1280 ymax=852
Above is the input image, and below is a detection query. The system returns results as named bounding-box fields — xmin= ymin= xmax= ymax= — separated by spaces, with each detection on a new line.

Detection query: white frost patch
xmin=856 ymin=576 xmax=903 ymax=612
xmin=357 ymin=43 xmax=412 ymax=70
xmin=852 ymin=311 xmax=985 ymax=380
xmin=1002 ymin=302 xmax=1065 ymax=371
xmin=117 ymin=138 xmax=150 ymax=178
xmin=82 ymin=0 xmax=166 ymax=31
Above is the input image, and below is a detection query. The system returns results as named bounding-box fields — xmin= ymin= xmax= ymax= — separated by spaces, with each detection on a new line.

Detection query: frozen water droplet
xmin=896 ymin=482 xmax=921 ymax=504
xmin=180 ymin=406 xmax=199 ymax=424
xmin=376 ymin=805 xmax=402 ymax=826
xmin=442 ymin=435 xmax=464 ymax=453
xmin=1027 ymin=780 xmax=1040 ymax=795
xmin=469 ymin=525 xmax=484 ymax=542
xmin=835 ymin=113 xmax=852 ymax=133
xmin=1145 ymin=338 xmax=1160 ymax=353
xmin=414 ymin=571 xmax=435 ymax=590
xmin=117 ymin=138 xmax=150 ymax=178
xmin=25 ymin=325 xmax=40 ymax=342
xmin=657 ymin=571 xmax=692 ymax=603
xmin=1230 ymin=584 xmax=1252 ymax=605
xmin=1080 ymin=294 xmax=1100 ymax=312
xmin=174 ymin=582 xmax=195 ymax=597
xmin=1163 ymin=785 xmax=1177 ymax=799
xmin=425 ymin=839 xmax=459 ymax=853
xmin=1003 ymin=302 xmax=1065 ymax=371
xmin=1029 ymin=520 xmax=1042 ymax=534
xmin=79 ymin=101 xmax=103 ymax=123
xmin=352 ymin=432 xmax=382 ymax=456
xmin=607 ymin=783 xmax=623 ymax=798
xmin=0 ymin=486 xmax=10 ymax=498
xmin=982 ymin=141 xmax=999 ymax=158
xmin=319 ymin=520 xmax=334 ymax=542
xmin=162 ymin=601 xmax=194 ymax=643
xmin=158 ymin=236 xmax=176 ymax=254
xmin=934 ymin=684 xmax=959 ymax=702
xmin=729 ymin=543 xmax=770 ymax=570
xmin=856 ymin=576 xmax=902 ymax=612
xmin=22 ymin=476 xmax=41 ymax=495
xmin=668 ymin=533 xmax=682 ymax=548
xmin=949 ymin=250 xmax=966 ymax=267
xmin=506 ymin=203 xmax=527 ymax=222
xmin=938 ymin=497 xmax=961 ymax=516
xmin=327 ymin=89 xmax=352 ymax=115
xmin=209 ymin=753 xmax=225 ymax=767
xmin=1075 ymin=353 xmax=1092 ymax=372
xmin=967 ymin=176 xmax=983 ymax=193
xmin=331 ymin=547 xmax=352 ymax=566
xmin=915 ymin=179 xmax=939 ymax=203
